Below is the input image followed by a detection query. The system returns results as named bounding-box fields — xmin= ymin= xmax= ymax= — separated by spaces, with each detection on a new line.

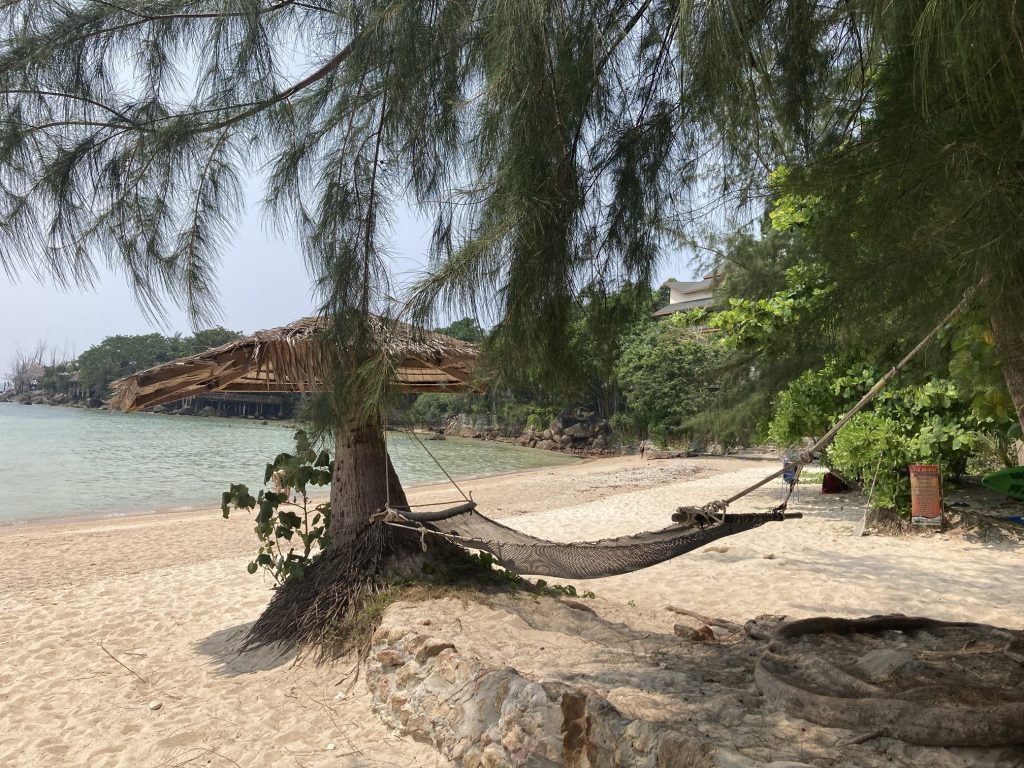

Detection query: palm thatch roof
xmin=109 ymin=316 xmax=482 ymax=411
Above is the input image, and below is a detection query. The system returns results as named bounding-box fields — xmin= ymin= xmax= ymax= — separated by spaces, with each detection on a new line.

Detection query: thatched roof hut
xmin=109 ymin=316 xmax=482 ymax=411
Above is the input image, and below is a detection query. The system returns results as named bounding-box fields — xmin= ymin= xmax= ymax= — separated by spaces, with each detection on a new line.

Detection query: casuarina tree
xmin=0 ymin=0 xmax=697 ymax=557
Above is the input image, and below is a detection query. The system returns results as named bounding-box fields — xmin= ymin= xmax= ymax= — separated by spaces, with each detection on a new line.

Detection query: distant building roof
xmin=663 ymin=274 xmax=721 ymax=295
xmin=655 ymin=272 xmax=724 ymax=318
xmin=652 ymin=295 xmax=716 ymax=317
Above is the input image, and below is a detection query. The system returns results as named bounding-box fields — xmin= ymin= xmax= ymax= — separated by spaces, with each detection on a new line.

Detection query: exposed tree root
xmin=242 ymin=523 xmax=415 ymax=657
xmin=241 ymin=522 xmax=536 ymax=661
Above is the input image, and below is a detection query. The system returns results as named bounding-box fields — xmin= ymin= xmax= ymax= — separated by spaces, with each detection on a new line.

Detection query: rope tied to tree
xmin=368 ymin=506 xmax=432 ymax=552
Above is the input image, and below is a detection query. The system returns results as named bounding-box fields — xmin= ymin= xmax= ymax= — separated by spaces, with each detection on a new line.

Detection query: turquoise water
xmin=0 ymin=402 xmax=577 ymax=522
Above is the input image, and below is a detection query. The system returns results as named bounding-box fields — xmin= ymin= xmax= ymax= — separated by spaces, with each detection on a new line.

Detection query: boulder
xmin=564 ymin=423 xmax=591 ymax=439
xmin=534 ymin=440 xmax=557 ymax=451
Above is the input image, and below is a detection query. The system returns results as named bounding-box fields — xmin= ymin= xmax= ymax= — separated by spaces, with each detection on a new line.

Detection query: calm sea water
xmin=0 ymin=402 xmax=577 ymax=523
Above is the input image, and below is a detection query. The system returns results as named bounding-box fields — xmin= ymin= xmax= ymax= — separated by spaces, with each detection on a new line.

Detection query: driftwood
xmin=755 ymin=615 xmax=1024 ymax=747
xmin=666 ymin=605 xmax=743 ymax=633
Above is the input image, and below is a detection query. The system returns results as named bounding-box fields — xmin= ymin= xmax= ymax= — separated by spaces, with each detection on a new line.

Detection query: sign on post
xmin=909 ymin=464 xmax=943 ymax=526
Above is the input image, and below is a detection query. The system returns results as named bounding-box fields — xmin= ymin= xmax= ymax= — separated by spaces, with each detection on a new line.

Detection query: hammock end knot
xmin=369 ymin=506 xmax=407 ymax=524
xmin=672 ymin=499 xmax=728 ymax=527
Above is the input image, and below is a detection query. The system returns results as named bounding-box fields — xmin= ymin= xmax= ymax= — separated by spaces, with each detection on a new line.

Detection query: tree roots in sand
xmin=241 ymin=522 xmax=525 ymax=660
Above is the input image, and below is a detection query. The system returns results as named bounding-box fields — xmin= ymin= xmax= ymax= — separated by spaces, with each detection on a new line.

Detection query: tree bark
xmin=990 ymin=312 xmax=1024 ymax=437
xmin=329 ymin=413 xmax=407 ymax=548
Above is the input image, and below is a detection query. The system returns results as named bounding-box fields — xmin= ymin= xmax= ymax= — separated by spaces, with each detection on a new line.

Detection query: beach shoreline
xmin=0 ymin=459 xmax=588 ymax=531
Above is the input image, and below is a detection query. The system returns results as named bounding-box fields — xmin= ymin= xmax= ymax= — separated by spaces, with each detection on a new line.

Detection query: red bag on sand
xmin=821 ymin=471 xmax=850 ymax=494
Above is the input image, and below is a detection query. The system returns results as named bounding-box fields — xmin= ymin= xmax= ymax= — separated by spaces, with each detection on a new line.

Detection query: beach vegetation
xmin=221 ymin=430 xmax=332 ymax=584
xmin=611 ymin=319 xmax=728 ymax=447
xmin=765 ymin=356 xmax=1019 ymax=513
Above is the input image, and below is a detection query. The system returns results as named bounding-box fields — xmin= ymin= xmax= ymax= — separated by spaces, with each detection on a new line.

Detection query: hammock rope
xmin=372 ymin=292 xmax=973 ymax=579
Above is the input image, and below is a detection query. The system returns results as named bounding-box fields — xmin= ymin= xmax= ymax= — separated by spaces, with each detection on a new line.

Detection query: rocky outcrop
xmin=444 ymin=413 xmax=619 ymax=456
xmin=366 ymin=597 xmax=993 ymax=768
xmin=366 ymin=607 xmax=720 ymax=768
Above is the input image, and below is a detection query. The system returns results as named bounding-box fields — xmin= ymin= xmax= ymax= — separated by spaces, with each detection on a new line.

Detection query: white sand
xmin=0 ymin=455 xmax=1020 ymax=766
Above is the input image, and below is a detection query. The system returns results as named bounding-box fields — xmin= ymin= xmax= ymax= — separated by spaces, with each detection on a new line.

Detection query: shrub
xmin=221 ymin=431 xmax=333 ymax=583
xmin=828 ymin=380 xmax=993 ymax=513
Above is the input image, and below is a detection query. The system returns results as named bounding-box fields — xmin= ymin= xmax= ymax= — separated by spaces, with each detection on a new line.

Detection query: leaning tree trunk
xmin=329 ymin=412 xmax=406 ymax=548
xmin=991 ymin=312 xmax=1024 ymax=439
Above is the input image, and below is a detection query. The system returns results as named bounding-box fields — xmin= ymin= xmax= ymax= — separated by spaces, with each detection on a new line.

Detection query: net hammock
xmin=378 ymin=501 xmax=800 ymax=579
xmin=375 ymin=294 xmax=972 ymax=580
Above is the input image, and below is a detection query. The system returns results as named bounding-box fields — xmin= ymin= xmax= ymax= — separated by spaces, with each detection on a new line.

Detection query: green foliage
xmin=612 ymin=321 xmax=728 ymax=446
xmin=677 ymin=1 xmax=1024 ymax=442
xmin=826 ymin=379 xmax=1008 ymax=512
xmin=532 ymin=580 xmax=596 ymax=600
xmin=653 ymin=282 xmax=675 ymax=311
xmin=713 ymin=262 xmax=835 ymax=350
xmin=945 ymin=314 xmax=1020 ymax=437
xmin=496 ymin=402 xmax=561 ymax=433
xmin=38 ymin=359 xmax=79 ymax=395
xmin=435 ymin=318 xmax=487 ymax=343
xmin=767 ymin=359 xmax=871 ymax=447
xmin=404 ymin=393 xmax=472 ymax=429
xmin=828 ymin=413 xmax=913 ymax=511
xmin=222 ymin=431 xmax=332 ymax=584
xmin=766 ymin=350 xmax=1020 ymax=511
xmin=766 ymin=166 xmax=822 ymax=232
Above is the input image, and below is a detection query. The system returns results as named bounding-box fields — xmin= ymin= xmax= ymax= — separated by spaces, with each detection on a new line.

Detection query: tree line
xmin=5 ymin=328 xmax=241 ymax=400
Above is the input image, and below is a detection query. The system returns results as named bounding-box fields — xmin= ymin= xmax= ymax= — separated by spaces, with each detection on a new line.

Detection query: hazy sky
xmin=0 ymin=184 xmax=697 ymax=374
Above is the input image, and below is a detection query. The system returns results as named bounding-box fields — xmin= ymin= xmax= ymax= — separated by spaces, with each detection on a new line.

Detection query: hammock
xmin=385 ymin=502 xmax=800 ymax=579
xmin=377 ymin=292 xmax=972 ymax=580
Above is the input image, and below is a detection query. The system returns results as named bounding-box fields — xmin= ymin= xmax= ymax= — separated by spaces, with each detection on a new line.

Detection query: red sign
xmin=909 ymin=464 xmax=943 ymax=526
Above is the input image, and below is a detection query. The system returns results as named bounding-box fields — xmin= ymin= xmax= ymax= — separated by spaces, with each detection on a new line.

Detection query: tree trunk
xmin=991 ymin=312 xmax=1024 ymax=437
xmin=329 ymin=413 xmax=407 ymax=548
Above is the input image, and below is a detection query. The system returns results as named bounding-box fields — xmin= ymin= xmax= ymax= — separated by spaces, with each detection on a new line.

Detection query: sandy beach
xmin=1 ymin=454 xmax=1021 ymax=767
